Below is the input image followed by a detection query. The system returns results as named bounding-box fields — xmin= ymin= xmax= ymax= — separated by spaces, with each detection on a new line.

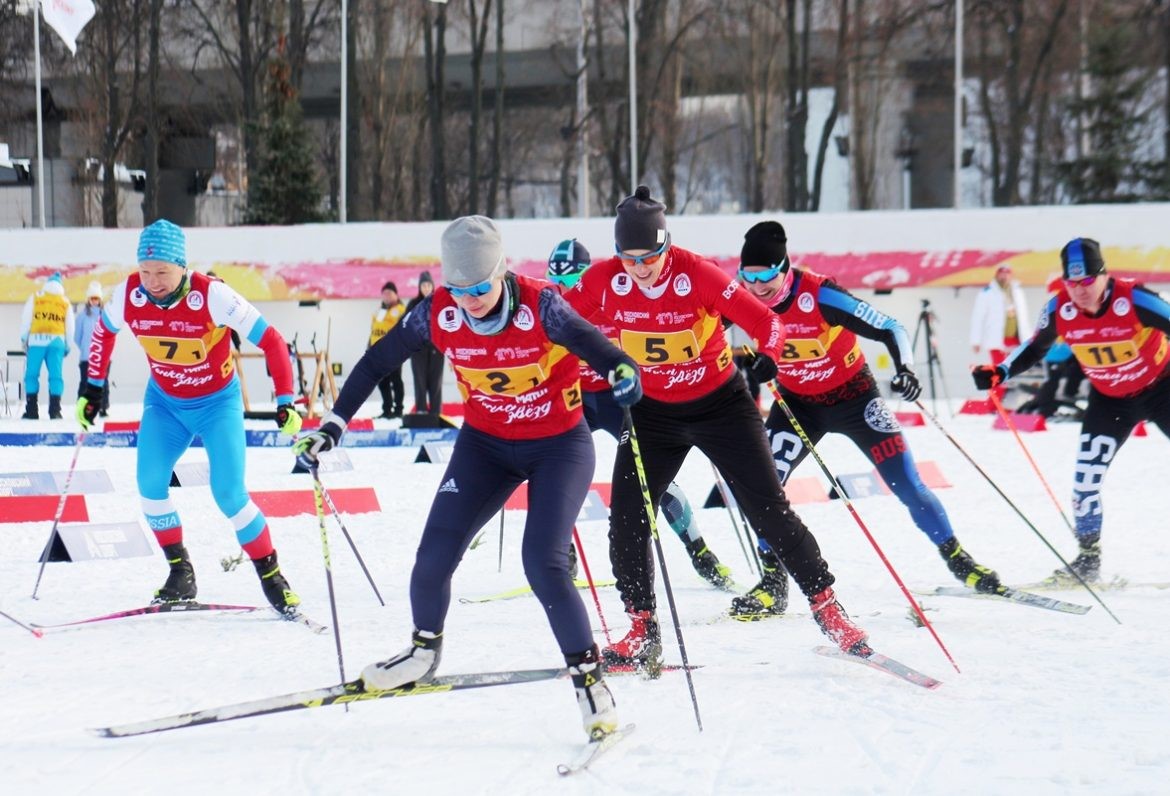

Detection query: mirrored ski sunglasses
xmin=445 ymin=278 xmax=495 ymax=298
xmin=738 ymin=259 xmax=788 ymax=283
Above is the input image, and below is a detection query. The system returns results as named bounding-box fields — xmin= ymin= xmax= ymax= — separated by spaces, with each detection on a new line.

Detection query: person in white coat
xmin=970 ymin=264 xmax=1032 ymax=363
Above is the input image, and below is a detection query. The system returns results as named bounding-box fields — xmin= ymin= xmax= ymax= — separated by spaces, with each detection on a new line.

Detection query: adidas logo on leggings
xmin=438 ymin=478 xmax=459 ymax=494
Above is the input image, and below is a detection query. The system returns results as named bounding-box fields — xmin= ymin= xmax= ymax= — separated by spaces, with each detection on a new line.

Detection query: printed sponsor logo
xmin=659 ymin=364 xmax=708 ymax=389
xmin=720 ymin=280 xmax=738 ymax=300
xmin=438 ymin=478 xmax=459 ymax=494
xmin=612 ymin=273 xmax=633 ymax=296
xmin=852 ymin=301 xmax=891 ymax=328
xmin=863 ymin=398 xmax=902 ymax=433
xmin=797 ymin=292 xmax=815 ymax=313
xmin=1112 ymin=297 xmax=1131 ymax=316
xmin=512 ymin=304 xmax=535 ymax=331
xmin=129 ymin=288 xmax=147 ymax=307
xmin=438 ymin=306 xmax=461 ymax=332
xmin=674 ymin=274 xmax=692 ymax=297
xmin=1060 ymin=302 xmax=1078 ymax=321
xmin=473 ymin=395 xmax=553 ymax=423
xmin=186 ymin=291 xmax=204 ymax=311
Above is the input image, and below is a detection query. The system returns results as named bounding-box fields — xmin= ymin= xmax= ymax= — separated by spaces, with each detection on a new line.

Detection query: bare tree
xmin=142 ymin=0 xmax=164 ymax=223
xmin=466 ymin=0 xmax=494 ymax=215
xmin=486 ymin=0 xmax=506 ymax=216
xmin=423 ymin=0 xmax=450 ymax=219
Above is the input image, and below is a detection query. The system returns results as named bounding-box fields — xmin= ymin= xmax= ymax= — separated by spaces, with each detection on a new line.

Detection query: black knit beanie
xmin=740 ymin=221 xmax=789 ymax=268
xmin=615 ymin=185 xmax=668 ymax=252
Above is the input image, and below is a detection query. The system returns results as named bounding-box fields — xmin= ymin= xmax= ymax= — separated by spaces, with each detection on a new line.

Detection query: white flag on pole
xmin=40 ymin=0 xmax=96 ymax=55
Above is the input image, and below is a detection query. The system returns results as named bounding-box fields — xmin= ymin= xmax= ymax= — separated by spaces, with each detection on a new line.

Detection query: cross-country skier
xmin=77 ymin=219 xmax=305 ymax=614
xmin=733 ymin=220 xmax=1006 ymax=616
xmin=547 ymin=238 xmax=732 ymax=590
xmin=293 ymin=216 xmax=640 ymax=740
xmin=973 ymin=237 xmax=1170 ymax=584
xmin=565 ymin=186 xmax=873 ymax=668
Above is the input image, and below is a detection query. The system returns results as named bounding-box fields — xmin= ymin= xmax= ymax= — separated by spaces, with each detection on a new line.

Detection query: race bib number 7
xmin=138 ymin=336 xmax=208 ymax=365
xmin=621 ymin=329 xmax=702 ymax=365
xmin=458 ymin=363 xmax=547 ymax=395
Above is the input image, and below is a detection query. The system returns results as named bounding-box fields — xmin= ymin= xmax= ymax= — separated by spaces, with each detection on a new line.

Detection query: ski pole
xmin=755 ymin=371 xmax=960 ymax=673
xmin=915 ymin=398 xmax=1121 ymax=624
xmin=311 ymin=467 xmax=385 ymax=606
xmin=310 ymin=465 xmax=347 ymax=691
xmin=31 ymin=431 xmax=86 ymax=599
xmin=621 ymin=407 xmax=703 ymax=731
xmin=709 ymin=461 xmax=759 ymax=574
xmin=0 ymin=608 xmax=43 ymax=638
xmin=497 ymin=510 xmax=505 ymax=573
xmin=572 ymin=527 xmax=612 ymax=647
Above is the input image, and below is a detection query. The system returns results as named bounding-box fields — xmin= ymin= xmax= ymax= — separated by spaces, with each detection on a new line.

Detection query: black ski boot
xmin=685 ymin=537 xmax=733 ymax=589
xmin=152 ymin=543 xmax=197 ymax=603
xmin=254 ymin=551 xmax=301 ymax=614
xmin=48 ymin=394 xmax=62 ymax=419
xmin=1046 ymin=540 xmax=1101 ymax=586
xmin=21 ymin=394 xmax=38 ymax=420
xmin=939 ymin=537 xmax=1003 ymax=594
xmin=729 ymin=548 xmax=788 ymax=619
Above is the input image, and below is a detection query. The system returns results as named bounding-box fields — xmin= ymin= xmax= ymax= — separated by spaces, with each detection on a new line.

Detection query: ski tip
xmin=89 ymin=727 xmax=115 ymax=739
xmin=33 ymin=628 xmax=44 ymax=638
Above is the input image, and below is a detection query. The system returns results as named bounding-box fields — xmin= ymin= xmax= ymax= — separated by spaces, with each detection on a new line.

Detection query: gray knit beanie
xmin=440 ymin=215 xmax=508 ymax=286
xmin=614 ymin=185 xmax=668 ymax=252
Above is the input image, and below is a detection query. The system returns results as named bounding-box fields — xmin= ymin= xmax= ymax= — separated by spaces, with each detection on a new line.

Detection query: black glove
xmin=748 ymin=352 xmax=778 ymax=384
xmin=972 ymin=364 xmax=1007 ymax=391
xmin=76 ymin=382 xmax=104 ymax=431
xmin=890 ymin=367 xmax=922 ymax=402
xmin=292 ymin=420 xmax=344 ymax=470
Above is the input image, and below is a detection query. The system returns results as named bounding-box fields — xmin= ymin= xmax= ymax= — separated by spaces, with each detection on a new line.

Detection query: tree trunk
xmin=142 ymin=0 xmax=162 ymax=224
xmin=424 ymin=3 xmax=449 ymax=219
xmin=346 ymin=0 xmax=362 ymax=219
xmin=486 ymin=0 xmax=505 ymax=216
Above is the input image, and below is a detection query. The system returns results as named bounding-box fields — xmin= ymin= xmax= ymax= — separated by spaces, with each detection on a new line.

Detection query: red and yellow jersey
xmin=772 ymin=270 xmax=865 ymax=395
xmin=567 ymin=246 xmax=784 ymax=402
xmin=89 ymin=271 xmax=294 ymax=401
xmin=1054 ymin=279 xmax=1170 ymax=397
xmin=431 ymin=274 xmax=584 ymax=439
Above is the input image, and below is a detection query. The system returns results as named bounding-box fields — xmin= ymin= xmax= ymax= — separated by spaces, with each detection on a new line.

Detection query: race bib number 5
xmin=138 ymin=336 xmax=208 ymax=365
xmin=621 ymin=329 xmax=701 ymax=365
xmin=458 ymin=363 xmax=547 ymax=395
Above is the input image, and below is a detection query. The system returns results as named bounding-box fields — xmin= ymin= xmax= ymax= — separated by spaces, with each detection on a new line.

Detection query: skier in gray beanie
xmin=440 ymin=215 xmax=508 ymax=287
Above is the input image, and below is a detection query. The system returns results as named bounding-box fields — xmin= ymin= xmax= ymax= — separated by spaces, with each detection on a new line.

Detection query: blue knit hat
xmin=137 ymin=219 xmax=187 ymax=267
xmin=47 ymin=272 xmax=63 ymax=284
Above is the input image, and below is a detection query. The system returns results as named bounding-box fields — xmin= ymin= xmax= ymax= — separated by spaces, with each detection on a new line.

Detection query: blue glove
xmin=890 ymin=367 xmax=922 ymax=402
xmin=292 ymin=418 xmax=344 ymax=469
xmin=609 ymin=363 xmax=642 ymax=407
xmin=972 ymin=364 xmax=1007 ymax=391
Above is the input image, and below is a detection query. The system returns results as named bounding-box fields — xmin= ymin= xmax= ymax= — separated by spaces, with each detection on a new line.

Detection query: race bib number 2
xmin=458 ymin=363 xmax=547 ymax=395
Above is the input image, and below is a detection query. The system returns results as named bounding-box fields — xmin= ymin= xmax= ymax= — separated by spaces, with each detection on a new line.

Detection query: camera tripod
xmin=910 ymin=299 xmax=951 ymax=415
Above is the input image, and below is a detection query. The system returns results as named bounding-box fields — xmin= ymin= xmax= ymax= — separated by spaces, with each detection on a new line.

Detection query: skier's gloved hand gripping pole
xmin=959 ymin=367 xmax=1121 ymax=623
xmin=745 ymin=347 xmax=960 ymax=673
xmin=617 ymin=363 xmax=703 ymax=731
xmin=293 ymin=415 xmax=385 ymax=606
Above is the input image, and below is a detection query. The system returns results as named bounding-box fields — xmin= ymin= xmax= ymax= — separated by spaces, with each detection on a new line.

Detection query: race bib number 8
xmin=458 ymin=363 xmax=547 ymax=395
xmin=1071 ymin=340 xmax=1138 ymax=368
xmin=621 ymin=329 xmax=702 ymax=365
xmin=780 ymin=338 xmax=827 ymax=361
xmin=138 ymin=336 xmax=208 ymax=365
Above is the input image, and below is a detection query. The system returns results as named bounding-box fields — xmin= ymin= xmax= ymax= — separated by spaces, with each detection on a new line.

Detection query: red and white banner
xmin=40 ymin=0 xmax=96 ymax=55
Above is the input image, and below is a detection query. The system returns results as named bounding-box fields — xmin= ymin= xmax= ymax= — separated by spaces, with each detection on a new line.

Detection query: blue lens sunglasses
xmin=445 ymin=278 xmax=495 ymax=298
xmin=738 ymin=259 xmax=788 ymax=283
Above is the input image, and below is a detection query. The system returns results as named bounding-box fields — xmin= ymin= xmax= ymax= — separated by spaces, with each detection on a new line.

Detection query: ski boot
xmin=685 ymin=537 xmax=732 ymax=589
xmin=361 ymin=629 xmax=442 ymax=691
xmin=602 ymin=608 xmax=663 ymax=677
xmin=729 ymin=549 xmax=788 ymax=619
xmin=48 ymin=394 xmax=63 ymax=420
xmin=152 ymin=543 xmax=197 ymax=603
xmin=21 ymin=394 xmax=38 ymax=420
xmin=567 ymin=644 xmax=619 ymax=740
xmin=938 ymin=537 xmax=1003 ymax=594
xmin=810 ymin=587 xmax=869 ymax=654
xmin=253 ymin=551 xmax=301 ymax=615
xmin=1045 ymin=541 xmax=1101 ymax=586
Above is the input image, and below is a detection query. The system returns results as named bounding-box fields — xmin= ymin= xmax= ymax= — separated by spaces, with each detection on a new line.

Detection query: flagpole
xmin=33 ymin=0 xmax=46 ymax=229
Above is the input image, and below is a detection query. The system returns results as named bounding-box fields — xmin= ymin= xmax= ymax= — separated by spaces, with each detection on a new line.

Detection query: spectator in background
xmin=19 ymin=272 xmax=74 ymax=419
xmin=371 ymin=281 xmax=407 ymax=418
xmin=74 ymin=281 xmax=109 ymax=417
xmin=970 ymin=264 xmax=1032 ymax=398
xmin=407 ymin=271 xmax=444 ymax=414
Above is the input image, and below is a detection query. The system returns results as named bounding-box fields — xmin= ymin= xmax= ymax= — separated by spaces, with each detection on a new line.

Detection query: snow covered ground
xmin=1 ymin=398 xmax=1167 ymax=795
